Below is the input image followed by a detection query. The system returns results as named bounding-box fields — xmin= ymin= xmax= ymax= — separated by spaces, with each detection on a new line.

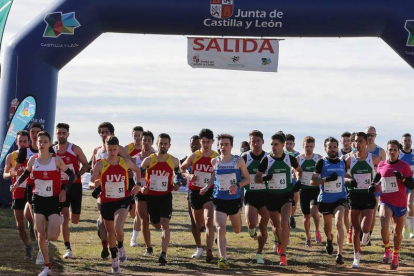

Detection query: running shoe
xmin=25 ymin=244 xmax=33 ymax=260
xmin=390 ymin=254 xmax=399 ymax=270
xmin=289 ymin=216 xmax=296 ymax=229
xmin=130 ymin=236 xmax=138 ymax=247
xmin=351 ymin=257 xmax=360 ymax=268
xmin=336 ymin=254 xmax=344 ymax=265
xmin=361 ymin=232 xmax=371 ymax=246
xmin=38 ymin=266 xmax=51 ymax=276
xmin=157 ymin=253 xmax=167 ymax=264
xmin=101 ymin=247 xmax=110 ymax=259
xmin=306 ymin=238 xmax=312 ymax=248
xmin=36 ymin=251 xmax=44 ymax=265
xmin=118 ymin=247 xmax=127 ymax=263
xmin=347 ymin=228 xmax=353 ymax=244
xmin=256 ymin=253 xmax=264 ymax=264
xmin=248 ymin=228 xmax=258 ymax=239
xmin=315 ymin=231 xmax=322 ymax=244
xmin=191 ymin=248 xmax=203 ymax=259
xmin=403 ymin=226 xmax=410 ymax=239
xmin=326 ymin=239 xmax=333 ymax=255
xmin=279 ymin=254 xmax=287 ymax=266
xmin=63 ymin=249 xmax=72 ymax=259
xmin=143 ymin=247 xmax=153 ymax=256
xmin=217 ymin=257 xmax=229 ymax=269
xmin=206 ymin=249 xmax=213 ymax=263
xmin=382 ymin=249 xmax=392 ymax=264
xmin=111 ymin=256 xmax=120 ymax=274
xmin=410 ymin=232 xmax=414 ymax=239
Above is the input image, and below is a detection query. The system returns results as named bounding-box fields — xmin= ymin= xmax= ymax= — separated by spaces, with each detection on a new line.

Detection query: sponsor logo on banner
xmin=205 ymin=1 xmax=284 ymax=30
xmin=188 ymin=37 xmax=279 ymax=72
xmin=405 ymin=20 xmax=414 ymax=47
xmin=43 ymin=11 xmax=81 ymax=38
xmin=211 ymin=0 xmax=234 ymax=19
xmin=19 ymin=100 xmax=35 ymax=117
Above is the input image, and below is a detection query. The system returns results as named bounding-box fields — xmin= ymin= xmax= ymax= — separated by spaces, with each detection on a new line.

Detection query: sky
xmin=2 ymin=0 xmax=414 ymax=159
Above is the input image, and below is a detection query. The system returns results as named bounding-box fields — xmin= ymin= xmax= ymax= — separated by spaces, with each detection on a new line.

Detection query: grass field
xmin=1 ymin=191 xmax=413 ymax=276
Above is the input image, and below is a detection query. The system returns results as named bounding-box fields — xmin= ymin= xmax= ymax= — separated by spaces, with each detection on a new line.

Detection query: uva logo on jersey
xmin=106 ymin=174 xmax=126 ymax=182
xmin=195 ymin=164 xmax=214 ymax=172
xmin=151 ymin=170 xmax=170 ymax=177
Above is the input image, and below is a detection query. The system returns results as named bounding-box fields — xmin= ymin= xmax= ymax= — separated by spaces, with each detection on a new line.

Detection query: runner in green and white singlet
xmin=297 ymin=136 xmax=323 ymax=248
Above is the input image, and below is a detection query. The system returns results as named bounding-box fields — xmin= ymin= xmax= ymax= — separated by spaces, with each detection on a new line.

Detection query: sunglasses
xmin=366 ymin=133 xmax=377 ymax=137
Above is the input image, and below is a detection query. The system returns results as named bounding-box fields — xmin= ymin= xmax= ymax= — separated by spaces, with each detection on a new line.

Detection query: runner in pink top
xmin=375 ymin=140 xmax=414 ymax=271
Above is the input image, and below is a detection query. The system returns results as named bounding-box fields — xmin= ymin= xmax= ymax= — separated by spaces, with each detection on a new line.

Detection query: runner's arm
xmin=3 ymin=154 xmax=13 ymax=180
xmin=73 ymin=145 xmax=90 ymax=179
xmin=89 ymin=161 xmax=103 ymax=189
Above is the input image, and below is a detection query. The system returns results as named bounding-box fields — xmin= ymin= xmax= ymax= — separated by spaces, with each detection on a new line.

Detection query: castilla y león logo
xmin=43 ymin=12 xmax=81 ymax=38
xmin=211 ymin=0 xmax=234 ymax=19
xmin=406 ymin=20 xmax=414 ymax=46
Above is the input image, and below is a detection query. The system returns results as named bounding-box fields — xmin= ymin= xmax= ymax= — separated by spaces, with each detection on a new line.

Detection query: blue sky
xmin=2 ymin=0 xmax=414 ymax=159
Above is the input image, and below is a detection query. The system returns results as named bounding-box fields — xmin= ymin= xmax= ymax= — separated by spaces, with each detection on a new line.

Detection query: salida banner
xmin=187 ymin=37 xmax=279 ymax=72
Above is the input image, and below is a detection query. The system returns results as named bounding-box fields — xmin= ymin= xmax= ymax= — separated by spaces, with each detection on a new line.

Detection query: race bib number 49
xmin=35 ymin=179 xmax=53 ymax=197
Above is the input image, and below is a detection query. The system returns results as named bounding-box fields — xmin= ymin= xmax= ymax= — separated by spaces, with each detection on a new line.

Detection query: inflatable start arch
xmin=0 ymin=0 xmax=413 ymax=196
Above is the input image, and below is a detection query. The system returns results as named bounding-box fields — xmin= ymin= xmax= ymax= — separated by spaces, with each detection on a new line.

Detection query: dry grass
xmin=0 ymin=191 xmax=413 ymax=275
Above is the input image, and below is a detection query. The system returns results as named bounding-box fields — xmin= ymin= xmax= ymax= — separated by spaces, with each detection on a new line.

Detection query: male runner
xmin=375 ymin=139 xmax=414 ymax=270
xmin=256 ymin=132 xmax=303 ymax=266
xmin=134 ymin=131 xmax=155 ymax=256
xmin=285 ymin=134 xmax=300 ymax=229
xmin=399 ymin=133 xmax=414 ymax=239
xmin=344 ymin=132 xmax=380 ymax=268
xmin=54 ymin=123 xmax=90 ymax=259
xmin=181 ymin=130 xmax=217 ymax=262
xmin=200 ymin=133 xmax=250 ymax=269
xmin=241 ymin=130 xmax=269 ymax=264
xmin=339 ymin=131 xmax=353 ymax=244
xmin=91 ymin=122 xmax=131 ymax=259
xmin=89 ymin=135 xmax=143 ymax=273
xmin=13 ymin=131 xmax=76 ymax=276
xmin=297 ymin=136 xmax=322 ymax=248
xmin=311 ymin=137 xmax=347 ymax=265
xmin=124 ymin=126 xmax=143 ymax=247
xmin=3 ymin=130 xmax=33 ymax=259
xmin=140 ymin=133 xmax=182 ymax=264
xmin=366 ymin=126 xmax=386 ymax=245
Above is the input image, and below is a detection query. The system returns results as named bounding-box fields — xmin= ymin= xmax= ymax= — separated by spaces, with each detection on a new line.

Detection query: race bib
xmin=324 ymin=179 xmax=342 ymax=193
xmin=60 ymin=163 xmax=75 ymax=181
xmin=268 ymin=173 xmax=287 ymax=190
xmin=105 ymin=182 xmax=125 ymax=198
xmin=35 ymin=179 xmax=53 ymax=197
xmin=381 ymin=176 xmax=399 ymax=194
xmin=353 ymin=173 xmax=371 ymax=190
xmin=249 ymin=174 xmax=266 ymax=190
xmin=302 ymin=172 xmax=313 ymax=186
xmin=218 ymin=173 xmax=237 ymax=191
xmin=193 ymin=171 xmax=211 ymax=188
xmin=149 ymin=175 xmax=169 ymax=192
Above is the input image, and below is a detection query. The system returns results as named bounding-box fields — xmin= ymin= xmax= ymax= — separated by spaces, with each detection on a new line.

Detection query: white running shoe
xmin=111 ymin=257 xmax=120 ymax=274
xmin=191 ymin=248 xmax=203 ymax=259
xmin=63 ymin=249 xmax=73 ymax=259
xmin=130 ymin=237 xmax=138 ymax=247
xmin=38 ymin=266 xmax=51 ymax=276
xmin=118 ymin=247 xmax=127 ymax=263
xmin=351 ymin=257 xmax=360 ymax=268
xmin=36 ymin=251 xmax=45 ymax=265
xmin=410 ymin=232 xmax=414 ymax=239
xmin=361 ymin=232 xmax=371 ymax=246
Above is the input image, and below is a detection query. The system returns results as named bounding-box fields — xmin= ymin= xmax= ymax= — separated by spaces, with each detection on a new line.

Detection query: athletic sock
xmin=394 ymin=248 xmax=400 ymax=255
xmin=117 ymin=241 xmax=124 ymax=249
xmin=354 ymin=252 xmax=360 ymax=260
xmin=132 ymin=230 xmax=139 ymax=240
xmin=102 ymin=240 xmax=108 ymax=248
xmin=161 ymin=251 xmax=166 ymax=258
xmin=45 ymin=263 xmax=51 ymax=269
xmin=64 ymin=242 xmax=71 ymax=250
xmin=383 ymin=240 xmax=390 ymax=250
xmin=110 ymin=247 xmax=118 ymax=259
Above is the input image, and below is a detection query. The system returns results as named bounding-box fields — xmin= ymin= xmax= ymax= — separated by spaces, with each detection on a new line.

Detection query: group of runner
xmin=3 ymin=123 xmax=414 ymax=275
